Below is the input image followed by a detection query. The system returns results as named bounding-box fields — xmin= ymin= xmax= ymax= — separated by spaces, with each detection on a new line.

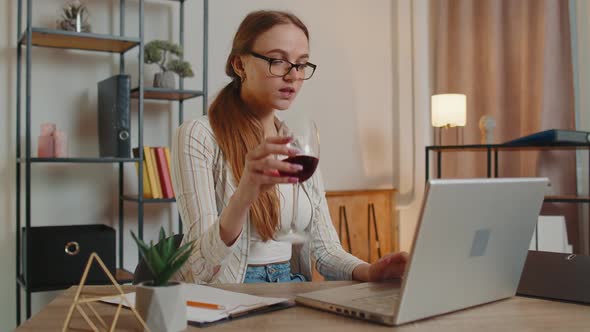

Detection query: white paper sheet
xmin=529 ymin=215 xmax=573 ymax=253
xmin=101 ymin=284 xmax=289 ymax=323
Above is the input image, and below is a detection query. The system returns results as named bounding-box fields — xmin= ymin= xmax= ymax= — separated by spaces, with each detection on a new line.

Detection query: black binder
xmin=503 ymin=129 xmax=590 ymax=146
xmin=517 ymin=250 xmax=590 ymax=304
xmin=98 ymin=75 xmax=131 ymax=157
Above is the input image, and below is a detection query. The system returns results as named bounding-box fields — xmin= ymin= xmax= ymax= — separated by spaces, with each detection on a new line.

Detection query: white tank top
xmin=247 ymin=184 xmax=313 ymax=265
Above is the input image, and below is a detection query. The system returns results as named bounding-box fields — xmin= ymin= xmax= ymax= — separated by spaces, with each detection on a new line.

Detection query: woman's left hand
xmin=367 ymin=252 xmax=409 ymax=282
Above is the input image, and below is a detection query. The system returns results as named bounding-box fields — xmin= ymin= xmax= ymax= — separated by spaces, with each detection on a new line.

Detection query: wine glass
xmin=275 ymin=116 xmax=320 ymax=243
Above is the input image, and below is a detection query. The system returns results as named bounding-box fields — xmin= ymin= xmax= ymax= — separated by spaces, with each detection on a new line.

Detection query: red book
xmin=154 ymin=147 xmax=174 ymax=199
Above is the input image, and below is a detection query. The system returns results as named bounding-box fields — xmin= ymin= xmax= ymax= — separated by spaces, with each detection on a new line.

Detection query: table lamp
xmin=431 ymin=93 xmax=467 ymax=145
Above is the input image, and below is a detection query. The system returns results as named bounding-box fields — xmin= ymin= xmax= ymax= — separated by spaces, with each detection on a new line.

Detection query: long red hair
xmin=208 ymin=11 xmax=309 ymax=241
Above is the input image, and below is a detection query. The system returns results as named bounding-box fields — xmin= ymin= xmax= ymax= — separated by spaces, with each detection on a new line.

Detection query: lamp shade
xmin=431 ymin=94 xmax=467 ymax=127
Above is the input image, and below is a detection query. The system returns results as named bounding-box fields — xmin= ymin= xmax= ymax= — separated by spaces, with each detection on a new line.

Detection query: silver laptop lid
xmin=395 ymin=178 xmax=547 ymax=325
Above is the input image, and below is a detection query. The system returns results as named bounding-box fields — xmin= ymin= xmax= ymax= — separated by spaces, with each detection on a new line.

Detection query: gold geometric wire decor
xmin=62 ymin=252 xmax=151 ymax=332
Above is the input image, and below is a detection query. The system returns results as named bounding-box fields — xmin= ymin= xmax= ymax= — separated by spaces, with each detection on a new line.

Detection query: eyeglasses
xmin=250 ymin=52 xmax=317 ymax=80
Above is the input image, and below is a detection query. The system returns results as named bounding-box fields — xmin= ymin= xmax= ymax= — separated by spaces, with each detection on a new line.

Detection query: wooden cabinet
xmin=312 ymin=189 xmax=398 ymax=280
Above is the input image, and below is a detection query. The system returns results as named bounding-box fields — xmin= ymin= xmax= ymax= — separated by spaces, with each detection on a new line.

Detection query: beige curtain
xmin=432 ymin=0 xmax=580 ymax=251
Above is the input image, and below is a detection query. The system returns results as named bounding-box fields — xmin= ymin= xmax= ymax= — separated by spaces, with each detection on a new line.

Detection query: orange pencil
xmin=186 ymin=300 xmax=226 ymax=310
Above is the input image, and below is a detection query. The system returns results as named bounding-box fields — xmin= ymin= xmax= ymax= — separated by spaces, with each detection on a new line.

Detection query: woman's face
xmin=237 ymin=23 xmax=310 ymax=113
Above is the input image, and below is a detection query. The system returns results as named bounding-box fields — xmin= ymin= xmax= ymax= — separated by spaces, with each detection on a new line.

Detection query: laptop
xmin=295 ymin=178 xmax=548 ymax=326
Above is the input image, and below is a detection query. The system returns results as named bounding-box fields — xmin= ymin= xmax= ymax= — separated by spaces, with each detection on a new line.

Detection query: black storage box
xmin=517 ymin=250 xmax=590 ymax=304
xmin=22 ymin=224 xmax=116 ymax=290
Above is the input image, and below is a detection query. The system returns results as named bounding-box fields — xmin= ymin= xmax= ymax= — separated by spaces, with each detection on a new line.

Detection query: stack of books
xmin=132 ymin=146 xmax=175 ymax=199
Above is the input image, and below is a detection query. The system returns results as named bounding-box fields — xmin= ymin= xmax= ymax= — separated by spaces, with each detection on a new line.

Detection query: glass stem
xmin=291 ymin=183 xmax=299 ymax=231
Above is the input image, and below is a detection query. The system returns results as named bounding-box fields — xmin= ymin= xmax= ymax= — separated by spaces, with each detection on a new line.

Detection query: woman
xmin=171 ymin=10 xmax=408 ymax=284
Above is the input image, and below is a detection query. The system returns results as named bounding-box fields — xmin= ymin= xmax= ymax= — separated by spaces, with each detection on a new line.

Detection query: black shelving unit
xmin=19 ymin=27 xmax=141 ymax=53
xmin=130 ymin=87 xmax=204 ymax=101
xmin=122 ymin=195 xmax=177 ymax=203
xmin=120 ymin=0 xmax=209 ymax=271
xmin=21 ymin=157 xmax=141 ymax=163
xmin=425 ymin=142 xmax=590 ymax=253
xmin=15 ymin=0 xmax=208 ymax=325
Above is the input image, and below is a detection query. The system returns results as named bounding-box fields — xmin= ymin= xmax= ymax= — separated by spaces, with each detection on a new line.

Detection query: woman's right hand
xmin=236 ymin=136 xmax=302 ymax=205
xmin=219 ymin=136 xmax=302 ymax=246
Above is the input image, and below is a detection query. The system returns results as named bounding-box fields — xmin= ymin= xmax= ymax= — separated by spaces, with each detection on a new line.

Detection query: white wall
xmin=1 ymin=1 xmax=17 ymax=328
xmin=392 ymin=0 xmax=431 ymax=252
xmin=572 ymin=0 xmax=590 ymax=254
xmin=0 ymin=0 xmax=400 ymax=330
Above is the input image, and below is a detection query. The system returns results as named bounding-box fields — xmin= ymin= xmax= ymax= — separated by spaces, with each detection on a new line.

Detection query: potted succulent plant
xmin=131 ymin=228 xmax=194 ymax=332
xmin=144 ymin=40 xmax=194 ymax=89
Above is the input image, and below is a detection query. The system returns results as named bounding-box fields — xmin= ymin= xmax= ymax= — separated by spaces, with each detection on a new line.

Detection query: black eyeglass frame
xmin=250 ymin=51 xmax=317 ymax=80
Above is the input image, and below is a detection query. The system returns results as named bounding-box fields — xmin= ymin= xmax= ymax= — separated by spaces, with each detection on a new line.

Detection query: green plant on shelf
xmin=131 ymin=227 xmax=194 ymax=286
xmin=145 ymin=40 xmax=194 ymax=89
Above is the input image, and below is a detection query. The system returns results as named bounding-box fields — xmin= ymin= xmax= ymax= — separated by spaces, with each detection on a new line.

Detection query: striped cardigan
xmin=170 ymin=116 xmax=366 ymax=284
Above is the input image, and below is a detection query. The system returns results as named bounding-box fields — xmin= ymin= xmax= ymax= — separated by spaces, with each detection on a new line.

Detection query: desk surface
xmin=16 ymin=281 xmax=590 ymax=331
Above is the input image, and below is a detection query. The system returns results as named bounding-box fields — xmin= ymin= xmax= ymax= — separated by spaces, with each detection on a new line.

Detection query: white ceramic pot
xmin=153 ymin=71 xmax=176 ymax=89
xmin=135 ymin=281 xmax=187 ymax=332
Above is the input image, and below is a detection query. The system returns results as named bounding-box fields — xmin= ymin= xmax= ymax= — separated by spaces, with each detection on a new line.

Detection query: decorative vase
xmin=135 ymin=281 xmax=187 ymax=332
xmin=479 ymin=115 xmax=497 ymax=144
xmin=153 ymin=71 xmax=176 ymax=89
xmin=57 ymin=1 xmax=91 ymax=32
xmin=75 ymin=11 xmax=83 ymax=32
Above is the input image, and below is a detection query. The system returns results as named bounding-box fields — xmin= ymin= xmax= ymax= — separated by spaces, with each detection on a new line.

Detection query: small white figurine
xmin=479 ymin=115 xmax=496 ymax=144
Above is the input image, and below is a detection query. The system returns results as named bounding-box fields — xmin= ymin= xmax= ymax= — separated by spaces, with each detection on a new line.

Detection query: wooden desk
xmin=16 ymin=281 xmax=590 ymax=331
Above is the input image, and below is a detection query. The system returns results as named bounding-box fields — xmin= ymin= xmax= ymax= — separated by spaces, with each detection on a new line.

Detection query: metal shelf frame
xmin=130 ymin=87 xmax=204 ymax=101
xmin=18 ymin=27 xmax=140 ymax=53
xmin=425 ymin=142 xmax=590 ymax=255
xmin=426 ymin=143 xmax=590 ymax=196
xmin=15 ymin=0 xmax=209 ymax=325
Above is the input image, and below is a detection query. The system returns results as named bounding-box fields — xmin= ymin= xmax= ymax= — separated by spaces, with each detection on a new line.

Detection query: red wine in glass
xmin=279 ymin=155 xmax=319 ymax=182
xmin=275 ymin=117 xmax=319 ymax=243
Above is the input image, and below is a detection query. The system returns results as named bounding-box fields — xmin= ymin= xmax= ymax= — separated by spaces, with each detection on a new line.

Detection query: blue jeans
xmin=244 ymin=262 xmax=307 ymax=283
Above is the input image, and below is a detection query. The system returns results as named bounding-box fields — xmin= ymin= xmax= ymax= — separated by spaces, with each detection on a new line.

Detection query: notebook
xmin=517 ymin=250 xmax=590 ymax=304
xmin=101 ymin=284 xmax=293 ymax=327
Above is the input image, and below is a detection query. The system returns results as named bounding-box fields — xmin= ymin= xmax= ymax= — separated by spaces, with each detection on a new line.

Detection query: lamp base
xmin=434 ymin=125 xmax=463 ymax=146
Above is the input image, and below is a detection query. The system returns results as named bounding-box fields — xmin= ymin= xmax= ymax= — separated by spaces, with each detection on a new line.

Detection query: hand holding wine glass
xmin=219 ymin=136 xmax=301 ymax=247
xmin=237 ymin=136 xmax=302 ymax=205
xmin=275 ymin=116 xmax=320 ymax=243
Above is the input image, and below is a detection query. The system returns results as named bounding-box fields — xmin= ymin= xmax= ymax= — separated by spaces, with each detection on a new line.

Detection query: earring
xmin=240 ymin=74 xmax=246 ymax=83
